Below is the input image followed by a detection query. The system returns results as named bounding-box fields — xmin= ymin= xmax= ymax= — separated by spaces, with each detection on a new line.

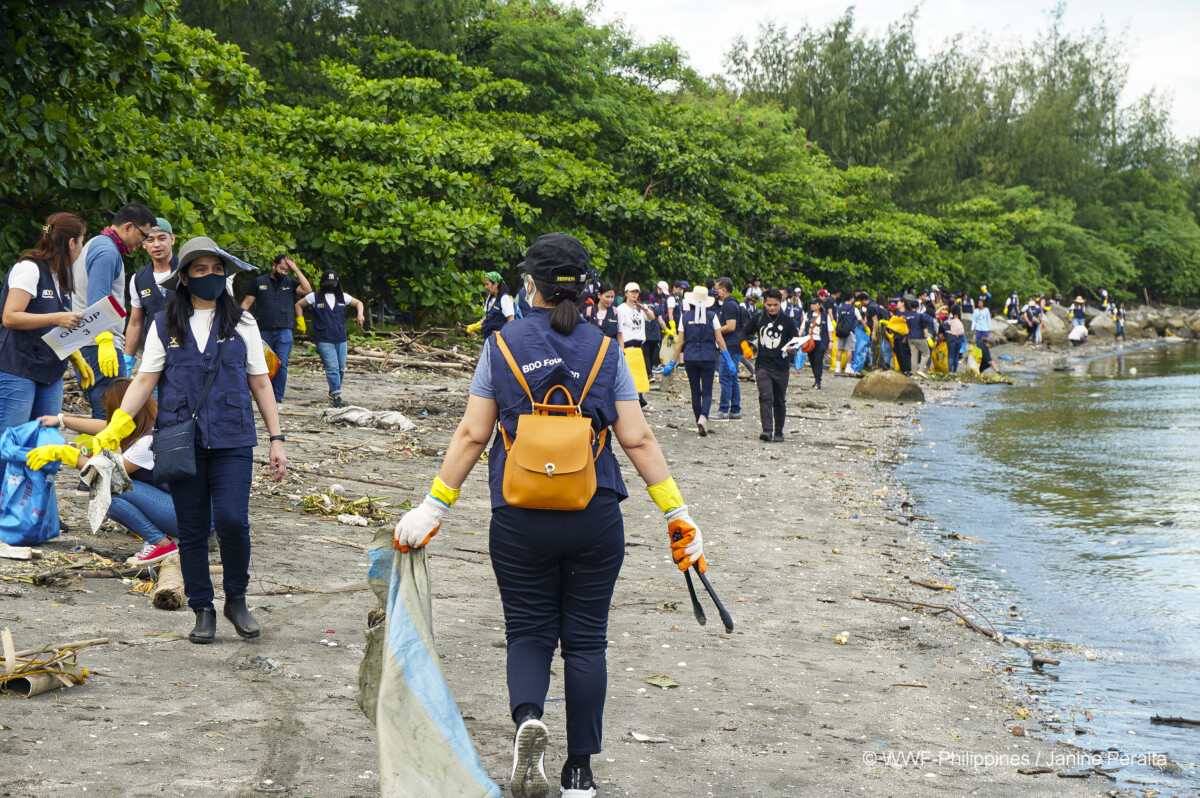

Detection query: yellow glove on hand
xmin=295 ymin=315 xmax=307 ymax=334
xmin=94 ymin=409 xmax=135 ymax=452
xmin=926 ymin=337 xmax=935 ymax=348
xmin=69 ymin=351 xmax=95 ymax=390
xmin=94 ymin=332 xmax=120 ymax=377
xmin=668 ymin=322 xmax=677 ymax=338
xmin=466 ymin=321 xmax=483 ymax=334
xmin=647 ymin=477 xmax=684 ymax=513
xmin=26 ymin=444 xmax=80 ymax=471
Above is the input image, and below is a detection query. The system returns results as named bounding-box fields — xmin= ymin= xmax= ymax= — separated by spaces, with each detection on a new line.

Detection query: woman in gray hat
xmin=62 ymin=237 xmax=289 ymax=643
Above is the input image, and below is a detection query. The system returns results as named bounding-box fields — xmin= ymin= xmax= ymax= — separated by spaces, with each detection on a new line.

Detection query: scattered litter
xmin=0 ymin=630 xmax=109 ymax=697
xmin=329 ymin=484 xmax=346 ymax=497
xmin=834 ymin=631 xmax=849 ymax=645
xmin=645 ymin=674 xmax=679 ymax=690
xmin=0 ymin=544 xmax=41 ymax=561
xmin=251 ymin=656 xmax=299 ymax=680
xmin=630 ymin=731 xmax=669 ymax=743
xmin=321 ymin=406 xmax=417 ymax=431
xmin=871 ymin=488 xmax=888 ymax=498
xmin=337 ymin=514 xmax=369 ymax=527
xmin=302 ymin=491 xmax=396 ymax=521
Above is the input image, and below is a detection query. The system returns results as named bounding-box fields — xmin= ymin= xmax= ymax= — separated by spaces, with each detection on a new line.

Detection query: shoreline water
xmin=0 ymin=333 xmax=1186 ymax=797
xmin=893 ymin=334 xmax=1200 ymax=795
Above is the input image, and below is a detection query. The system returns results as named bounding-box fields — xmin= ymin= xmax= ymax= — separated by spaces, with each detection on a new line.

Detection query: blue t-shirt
xmin=469 ymin=340 xmax=638 ymax=401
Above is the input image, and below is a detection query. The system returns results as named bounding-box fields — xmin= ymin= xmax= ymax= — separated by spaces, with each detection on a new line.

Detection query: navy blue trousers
xmin=169 ymin=446 xmax=253 ymax=610
xmin=684 ymin=360 xmax=716 ymax=421
xmin=490 ymin=490 xmax=625 ymax=755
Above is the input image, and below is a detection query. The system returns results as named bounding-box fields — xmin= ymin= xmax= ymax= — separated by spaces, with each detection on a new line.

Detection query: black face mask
xmin=321 ymin=282 xmax=338 ymax=292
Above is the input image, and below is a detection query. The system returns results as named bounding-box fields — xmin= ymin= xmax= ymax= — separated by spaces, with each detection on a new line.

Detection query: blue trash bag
xmin=0 ymin=420 xmax=66 ymax=546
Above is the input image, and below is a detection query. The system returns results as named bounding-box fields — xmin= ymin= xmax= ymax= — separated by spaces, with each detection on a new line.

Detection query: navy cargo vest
xmin=252 ymin=274 xmax=297 ymax=331
xmin=0 ymin=262 xmax=69 ymax=384
xmin=133 ymin=262 xmax=175 ymax=342
xmin=154 ymin=310 xmax=257 ymax=449
xmin=681 ymin=306 xmax=719 ymax=363
xmin=481 ymin=292 xmax=511 ymax=339
xmin=486 ymin=308 xmax=626 ymax=510
xmin=312 ymin=293 xmax=348 ymax=344
xmin=591 ymin=307 xmax=619 ymax=339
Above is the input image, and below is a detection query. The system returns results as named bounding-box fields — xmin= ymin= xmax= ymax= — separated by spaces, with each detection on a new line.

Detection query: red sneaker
xmin=127 ymin=540 xmax=179 ymax=566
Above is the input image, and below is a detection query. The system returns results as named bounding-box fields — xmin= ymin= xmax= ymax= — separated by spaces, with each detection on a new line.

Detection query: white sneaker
xmin=510 ymin=718 xmax=550 ymax=798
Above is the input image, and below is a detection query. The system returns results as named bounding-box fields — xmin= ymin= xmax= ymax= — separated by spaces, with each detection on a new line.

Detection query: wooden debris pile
xmin=0 ymin=630 xmax=110 ymax=697
xmin=293 ymin=328 xmax=477 ymax=376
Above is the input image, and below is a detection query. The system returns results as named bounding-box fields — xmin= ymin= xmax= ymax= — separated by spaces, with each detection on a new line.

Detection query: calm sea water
xmin=899 ymin=342 xmax=1200 ymax=786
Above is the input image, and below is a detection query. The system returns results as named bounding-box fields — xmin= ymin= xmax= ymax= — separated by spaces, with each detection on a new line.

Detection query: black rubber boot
xmin=189 ymin=607 xmax=217 ymax=644
xmin=223 ymin=595 xmax=261 ymax=639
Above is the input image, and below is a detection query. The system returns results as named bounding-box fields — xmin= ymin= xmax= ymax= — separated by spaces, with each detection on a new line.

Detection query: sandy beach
xmin=0 ymin=332 xmax=1146 ymax=797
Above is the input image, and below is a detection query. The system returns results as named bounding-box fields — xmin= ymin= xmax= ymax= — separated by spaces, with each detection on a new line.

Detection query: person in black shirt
xmin=746 ymin=290 xmax=799 ymax=441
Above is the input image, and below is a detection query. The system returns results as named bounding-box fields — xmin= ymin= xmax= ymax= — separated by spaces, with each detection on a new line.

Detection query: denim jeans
xmin=315 ymin=340 xmax=347 ymax=396
xmin=946 ymin=336 xmax=964 ymax=373
xmin=975 ymin=330 xmax=989 ymax=347
xmin=259 ymin=328 xmax=293 ymax=401
xmin=74 ymin=344 xmax=129 ymax=419
xmin=880 ymin=334 xmax=893 ymax=370
xmin=718 ymin=352 xmax=744 ymax=413
xmin=108 ymin=481 xmax=177 ymax=544
xmin=169 ymin=446 xmax=253 ymax=610
xmin=0 ymin=372 xmax=62 ymax=431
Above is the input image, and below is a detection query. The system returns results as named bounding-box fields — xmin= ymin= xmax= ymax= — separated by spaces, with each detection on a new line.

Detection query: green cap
xmin=151 ymin=217 xmax=173 ymax=235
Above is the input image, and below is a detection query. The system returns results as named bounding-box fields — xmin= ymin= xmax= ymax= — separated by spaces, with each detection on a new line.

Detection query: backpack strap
xmin=576 ymin=336 xmax=611 ymax=405
xmin=493 ymin=333 xmax=534 ymax=406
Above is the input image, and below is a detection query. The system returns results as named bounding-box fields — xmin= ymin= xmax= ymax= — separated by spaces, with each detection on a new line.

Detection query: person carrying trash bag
xmin=30 ymin=237 xmax=289 ymax=643
xmin=393 ymin=233 xmax=712 ymax=798
xmin=663 ymin=284 xmax=733 ymax=437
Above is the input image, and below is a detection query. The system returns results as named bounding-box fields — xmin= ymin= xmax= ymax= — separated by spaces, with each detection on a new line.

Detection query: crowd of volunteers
xmin=2 ymin=206 xmax=1123 ymax=798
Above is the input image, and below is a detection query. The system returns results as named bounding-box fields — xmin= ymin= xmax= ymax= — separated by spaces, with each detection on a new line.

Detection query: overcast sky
xmin=577 ymin=0 xmax=1200 ymax=140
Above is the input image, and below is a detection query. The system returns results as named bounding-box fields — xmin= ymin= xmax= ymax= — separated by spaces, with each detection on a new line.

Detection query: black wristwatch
xmin=269 ymin=435 xmax=286 ymax=443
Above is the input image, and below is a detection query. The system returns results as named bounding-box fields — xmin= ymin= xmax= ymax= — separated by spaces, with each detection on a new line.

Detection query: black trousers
xmin=643 ymin=338 xmax=661 ymax=370
xmin=809 ymin=346 xmax=826 ymax=386
xmin=684 ymin=360 xmax=716 ymax=420
xmin=490 ymin=490 xmax=625 ymax=755
xmin=756 ymin=367 xmax=789 ymax=433
xmin=893 ymin=336 xmax=912 ymax=373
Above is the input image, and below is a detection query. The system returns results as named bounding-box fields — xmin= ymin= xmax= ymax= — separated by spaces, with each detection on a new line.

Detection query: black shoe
xmin=773 ymin=432 xmax=785 ymax=442
xmin=331 ymin=394 xmax=344 ymax=408
xmin=189 ymin=607 xmax=217 ymax=644
xmin=560 ymin=763 xmax=597 ymax=798
xmin=759 ymin=431 xmax=773 ymax=442
xmin=223 ymin=595 xmax=261 ymax=639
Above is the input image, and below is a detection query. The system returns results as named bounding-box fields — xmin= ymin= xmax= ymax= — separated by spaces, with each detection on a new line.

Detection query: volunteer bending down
xmin=394 ymin=233 xmax=708 ymax=798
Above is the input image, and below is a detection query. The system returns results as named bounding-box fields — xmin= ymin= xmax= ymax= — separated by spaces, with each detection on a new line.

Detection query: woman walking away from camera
xmin=294 ymin=270 xmax=366 ymax=408
xmin=664 ymin=285 xmax=732 ymax=436
xmin=394 ymin=233 xmax=712 ymax=798
xmin=37 ymin=237 xmax=289 ymax=644
xmin=35 ymin=377 xmax=179 ymax=565
xmin=0 ymin=213 xmax=88 ymax=430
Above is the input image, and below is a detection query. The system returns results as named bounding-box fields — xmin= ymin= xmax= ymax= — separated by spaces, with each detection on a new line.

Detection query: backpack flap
xmin=510 ymin=414 xmax=595 ymax=477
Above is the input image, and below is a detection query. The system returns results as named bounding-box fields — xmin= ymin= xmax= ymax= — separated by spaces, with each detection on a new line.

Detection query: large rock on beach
xmin=995 ymin=316 xmax=1021 ymax=341
xmin=1041 ymin=312 xmax=1069 ymax=345
xmin=1047 ymin=304 xmax=1070 ymax=321
xmin=852 ymin=371 xmax=925 ymax=403
xmin=1083 ymin=306 xmax=1100 ymax=321
xmin=1089 ymin=313 xmax=1116 ymax=334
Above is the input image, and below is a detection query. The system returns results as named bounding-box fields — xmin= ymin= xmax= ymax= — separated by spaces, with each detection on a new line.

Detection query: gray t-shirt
xmin=470 ymin=340 xmax=638 ymax=401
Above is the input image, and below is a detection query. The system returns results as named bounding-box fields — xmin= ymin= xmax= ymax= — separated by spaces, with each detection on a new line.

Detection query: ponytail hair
xmin=22 ymin=212 xmax=84 ymax=294
xmin=534 ymin=278 xmax=580 ymax=336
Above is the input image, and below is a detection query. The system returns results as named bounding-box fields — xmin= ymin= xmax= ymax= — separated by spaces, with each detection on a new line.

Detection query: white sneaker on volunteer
xmin=510 ymin=718 xmax=550 ymax=798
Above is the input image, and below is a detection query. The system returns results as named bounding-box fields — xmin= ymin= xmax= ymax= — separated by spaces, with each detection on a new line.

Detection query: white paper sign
xmin=41 ymin=296 xmax=127 ymax=359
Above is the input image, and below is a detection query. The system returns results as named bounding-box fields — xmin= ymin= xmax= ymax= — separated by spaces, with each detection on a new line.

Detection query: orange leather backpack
xmin=493 ymin=333 xmax=611 ymax=511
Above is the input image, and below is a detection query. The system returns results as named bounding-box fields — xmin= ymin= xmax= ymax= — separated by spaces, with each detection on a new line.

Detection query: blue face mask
xmin=188 ymin=272 xmax=226 ymax=301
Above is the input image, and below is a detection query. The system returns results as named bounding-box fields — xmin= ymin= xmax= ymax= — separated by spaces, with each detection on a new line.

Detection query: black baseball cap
xmin=523 ymin=233 xmax=590 ymax=286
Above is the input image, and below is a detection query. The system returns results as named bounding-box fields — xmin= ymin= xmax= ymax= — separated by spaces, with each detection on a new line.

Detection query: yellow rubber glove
xmin=668 ymin=321 xmax=677 ymax=338
xmin=926 ymin=337 xmax=935 ymax=348
xmin=26 ymin=444 xmax=80 ymax=471
xmin=69 ymin=351 xmax=95 ymax=390
xmin=94 ymin=332 xmax=120 ymax=377
xmin=94 ymin=409 xmax=136 ymax=452
xmin=295 ymin=315 xmax=307 ymax=335
xmin=466 ymin=320 xmax=483 ymax=334
xmin=647 ymin=477 xmax=684 ymax=514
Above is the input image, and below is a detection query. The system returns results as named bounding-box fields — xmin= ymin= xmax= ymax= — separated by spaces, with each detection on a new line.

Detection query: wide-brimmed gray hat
xmin=163 ymin=236 xmax=255 ymax=290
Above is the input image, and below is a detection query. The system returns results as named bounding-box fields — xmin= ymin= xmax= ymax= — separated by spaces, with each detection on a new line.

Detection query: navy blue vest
xmin=0 ymin=262 xmax=69 ymax=384
xmin=645 ymin=299 xmax=663 ymax=341
xmin=133 ymin=261 xmax=176 ymax=343
xmin=803 ymin=309 xmax=829 ymax=348
xmin=154 ymin=311 xmax=257 ymax=449
xmin=252 ymin=273 xmax=298 ymax=331
xmin=681 ymin=306 xmax=719 ymax=363
xmin=591 ymin=307 xmax=619 ymax=339
xmin=486 ymin=309 xmax=627 ymax=510
xmin=481 ymin=292 xmax=511 ymax=339
xmin=312 ymin=293 xmax=348 ymax=344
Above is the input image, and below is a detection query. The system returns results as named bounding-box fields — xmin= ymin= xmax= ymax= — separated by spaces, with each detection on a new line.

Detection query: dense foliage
xmin=2 ymin=0 xmax=1197 ymax=322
